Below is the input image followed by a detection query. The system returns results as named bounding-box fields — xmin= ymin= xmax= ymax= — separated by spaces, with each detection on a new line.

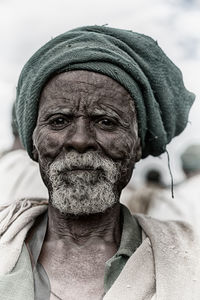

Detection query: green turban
xmin=15 ymin=25 xmax=195 ymax=159
xmin=11 ymin=102 xmax=18 ymax=137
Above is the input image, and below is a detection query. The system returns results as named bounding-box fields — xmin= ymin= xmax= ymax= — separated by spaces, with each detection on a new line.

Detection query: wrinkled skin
xmin=33 ymin=71 xmax=141 ymax=193
xmin=32 ymin=70 xmax=141 ymax=300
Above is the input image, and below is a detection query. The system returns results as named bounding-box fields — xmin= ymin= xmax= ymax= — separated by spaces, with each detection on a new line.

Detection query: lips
xmin=66 ymin=168 xmax=102 ymax=177
xmin=67 ymin=169 xmax=97 ymax=174
xmin=64 ymin=166 xmax=102 ymax=172
xmin=59 ymin=167 xmax=104 ymax=185
xmin=69 ymin=168 xmax=95 ymax=171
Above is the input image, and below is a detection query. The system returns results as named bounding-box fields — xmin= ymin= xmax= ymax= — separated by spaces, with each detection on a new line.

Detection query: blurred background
xmin=0 ymin=0 xmax=199 ymax=186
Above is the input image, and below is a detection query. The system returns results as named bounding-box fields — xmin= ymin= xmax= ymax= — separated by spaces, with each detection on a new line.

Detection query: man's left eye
xmin=96 ymin=118 xmax=117 ymax=129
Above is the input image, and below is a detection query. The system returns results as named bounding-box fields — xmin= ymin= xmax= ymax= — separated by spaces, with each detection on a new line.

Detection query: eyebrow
xmin=41 ymin=107 xmax=130 ymax=128
xmin=89 ymin=108 xmax=119 ymax=118
xmin=42 ymin=107 xmax=121 ymax=118
xmin=89 ymin=108 xmax=130 ymax=127
xmin=41 ymin=107 xmax=73 ymax=116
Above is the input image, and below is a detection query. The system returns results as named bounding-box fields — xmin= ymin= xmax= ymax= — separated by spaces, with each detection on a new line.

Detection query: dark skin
xmin=33 ymin=71 xmax=141 ymax=300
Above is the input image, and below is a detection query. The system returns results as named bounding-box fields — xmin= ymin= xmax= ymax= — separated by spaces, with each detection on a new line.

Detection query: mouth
xmin=70 ymin=167 xmax=95 ymax=171
xmin=58 ymin=167 xmax=104 ymax=183
xmin=65 ymin=166 xmax=102 ymax=172
xmin=66 ymin=168 xmax=102 ymax=175
xmin=67 ymin=169 xmax=96 ymax=174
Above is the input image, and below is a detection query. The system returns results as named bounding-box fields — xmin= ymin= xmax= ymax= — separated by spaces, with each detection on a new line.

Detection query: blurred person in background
xmin=181 ymin=144 xmax=200 ymax=179
xmin=147 ymin=144 xmax=200 ymax=227
xmin=145 ymin=169 xmax=164 ymax=187
xmin=0 ymin=25 xmax=200 ymax=300
xmin=0 ymin=103 xmax=48 ymax=205
xmin=121 ymin=168 xmax=165 ymax=214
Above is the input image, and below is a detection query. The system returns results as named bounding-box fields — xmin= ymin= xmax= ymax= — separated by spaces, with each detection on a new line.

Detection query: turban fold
xmin=15 ymin=25 xmax=195 ymax=159
xmin=11 ymin=103 xmax=18 ymax=137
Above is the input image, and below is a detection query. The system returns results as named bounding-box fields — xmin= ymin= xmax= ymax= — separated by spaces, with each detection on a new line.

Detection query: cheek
xmin=96 ymin=131 xmax=138 ymax=189
xmin=96 ymin=131 xmax=137 ymax=161
xmin=34 ymin=129 xmax=64 ymax=163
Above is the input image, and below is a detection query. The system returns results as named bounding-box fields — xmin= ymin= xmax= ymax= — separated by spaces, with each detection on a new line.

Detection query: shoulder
xmin=132 ymin=214 xmax=200 ymax=298
xmin=134 ymin=213 xmax=200 ymax=269
xmin=135 ymin=213 xmax=198 ymax=245
xmin=0 ymin=198 xmax=48 ymax=236
xmin=0 ymin=198 xmax=48 ymax=274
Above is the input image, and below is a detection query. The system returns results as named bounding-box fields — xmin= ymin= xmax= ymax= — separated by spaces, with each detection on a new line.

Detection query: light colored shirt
xmin=26 ymin=205 xmax=142 ymax=299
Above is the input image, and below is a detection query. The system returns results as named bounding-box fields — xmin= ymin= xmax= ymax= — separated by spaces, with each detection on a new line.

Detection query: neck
xmin=47 ymin=202 xmax=122 ymax=247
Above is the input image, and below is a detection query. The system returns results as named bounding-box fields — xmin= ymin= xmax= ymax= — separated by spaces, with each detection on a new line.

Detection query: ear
xmin=32 ymin=145 xmax=39 ymax=162
xmin=135 ymin=138 xmax=142 ymax=162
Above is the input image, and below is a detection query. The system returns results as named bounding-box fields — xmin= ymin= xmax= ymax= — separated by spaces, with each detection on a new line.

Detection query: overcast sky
xmin=0 ymin=0 xmax=200 ymax=183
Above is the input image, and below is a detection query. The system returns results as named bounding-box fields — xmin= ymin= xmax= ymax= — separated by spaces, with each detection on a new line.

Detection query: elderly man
xmin=0 ymin=26 xmax=200 ymax=300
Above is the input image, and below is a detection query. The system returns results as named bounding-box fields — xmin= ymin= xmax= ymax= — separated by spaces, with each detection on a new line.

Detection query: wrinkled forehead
xmin=39 ymin=70 xmax=137 ymax=118
xmin=41 ymin=70 xmax=132 ymax=95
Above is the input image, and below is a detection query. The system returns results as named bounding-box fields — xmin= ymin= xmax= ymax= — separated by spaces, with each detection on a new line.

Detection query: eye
xmin=96 ymin=118 xmax=117 ymax=130
xmin=48 ymin=115 xmax=72 ymax=129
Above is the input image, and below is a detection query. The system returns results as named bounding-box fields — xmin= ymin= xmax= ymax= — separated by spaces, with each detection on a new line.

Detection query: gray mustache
xmin=52 ymin=152 xmax=111 ymax=170
xmin=49 ymin=151 xmax=119 ymax=183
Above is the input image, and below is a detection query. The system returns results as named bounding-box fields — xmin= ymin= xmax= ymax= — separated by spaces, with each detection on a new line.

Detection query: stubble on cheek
xmin=98 ymin=132 xmax=137 ymax=189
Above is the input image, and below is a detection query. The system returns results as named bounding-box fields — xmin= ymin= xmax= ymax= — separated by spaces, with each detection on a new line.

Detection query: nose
xmin=65 ymin=117 xmax=98 ymax=153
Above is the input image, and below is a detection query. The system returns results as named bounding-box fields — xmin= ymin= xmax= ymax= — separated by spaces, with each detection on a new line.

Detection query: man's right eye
xmin=48 ymin=116 xmax=71 ymax=129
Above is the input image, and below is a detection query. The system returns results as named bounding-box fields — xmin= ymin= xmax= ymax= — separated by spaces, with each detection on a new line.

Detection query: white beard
xmin=48 ymin=151 xmax=121 ymax=215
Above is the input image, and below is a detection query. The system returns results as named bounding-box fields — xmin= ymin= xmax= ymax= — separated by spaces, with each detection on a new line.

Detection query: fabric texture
xmin=25 ymin=205 xmax=141 ymax=299
xmin=0 ymin=244 xmax=34 ymax=300
xmin=105 ymin=214 xmax=200 ymax=300
xmin=1 ymin=200 xmax=200 ymax=299
xmin=26 ymin=212 xmax=51 ymax=300
xmin=0 ymin=198 xmax=48 ymax=275
xmin=104 ymin=236 xmax=156 ymax=300
xmin=11 ymin=102 xmax=18 ymax=137
xmin=15 ymin=25 xmax=195 ymax=159
xmin=104 ymin=206 xmax=141 ymax=293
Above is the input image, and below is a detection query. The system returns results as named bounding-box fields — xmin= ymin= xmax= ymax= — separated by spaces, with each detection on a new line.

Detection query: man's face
xmin=33 ymin=71 xmax=141 ymax=215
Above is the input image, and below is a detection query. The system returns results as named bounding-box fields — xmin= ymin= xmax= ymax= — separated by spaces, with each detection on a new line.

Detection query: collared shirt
xmin=26 ymin=205 xmax=141 ymax=299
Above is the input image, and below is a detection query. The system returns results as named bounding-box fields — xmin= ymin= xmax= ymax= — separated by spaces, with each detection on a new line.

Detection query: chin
xmin=50 ymin=183 xmax=119 ymax=216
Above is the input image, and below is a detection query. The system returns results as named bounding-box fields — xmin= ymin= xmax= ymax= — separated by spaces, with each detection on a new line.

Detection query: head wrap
xmin=11 ymin=102 xmax=18 ymax=137
xmin=15 ymin=25 xmax=195 ymax=159
xmin=181 ymin=145 xmax=200 ymax=173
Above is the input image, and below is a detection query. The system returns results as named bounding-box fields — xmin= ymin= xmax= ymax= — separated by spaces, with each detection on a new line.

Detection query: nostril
xmin=66 ymin=146 xmax=75 ymax=152
xmin=64 ymin=135 xmax=98 ymax=153
xmin=67 ymin=143 xmax=97 ymax=154
xmin=85 ymin=145 xmax=97 ymax=152
xmin=64 ymin=118 xmax=98 ymax=153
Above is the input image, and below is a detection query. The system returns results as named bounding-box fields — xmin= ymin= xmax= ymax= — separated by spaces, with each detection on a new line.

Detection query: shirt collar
xmin=116 ymin=204 xmax=141 ymax=257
